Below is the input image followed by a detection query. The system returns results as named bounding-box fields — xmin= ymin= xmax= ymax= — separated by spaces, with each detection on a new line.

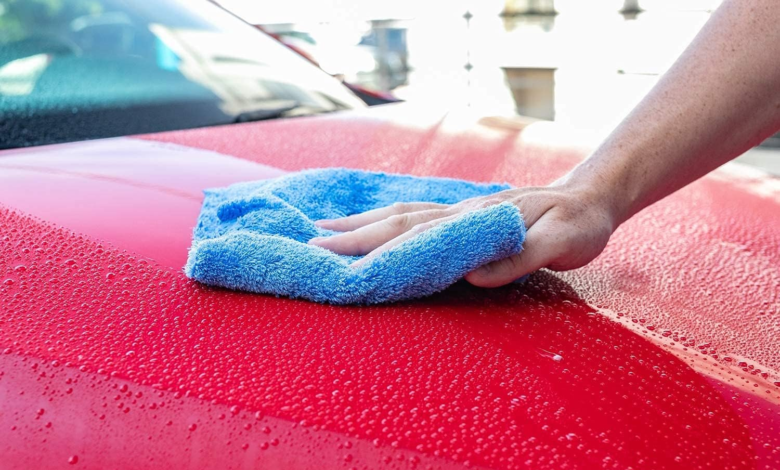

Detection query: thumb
xmin=464 ymin=226 xmax=554 ymax=288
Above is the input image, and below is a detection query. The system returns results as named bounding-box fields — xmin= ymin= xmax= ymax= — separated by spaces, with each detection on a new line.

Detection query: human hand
xmin=308 ymin=182 xmax=620 ymax=287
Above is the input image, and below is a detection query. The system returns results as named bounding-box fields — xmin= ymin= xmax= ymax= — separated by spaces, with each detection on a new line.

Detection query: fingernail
xmin=350 ymin=259 xmax=366 ymax=268
xmin=308 ymin=237 xmax=324 ymax=245
xmin=314 ymin=220 xmax=330 ymax=228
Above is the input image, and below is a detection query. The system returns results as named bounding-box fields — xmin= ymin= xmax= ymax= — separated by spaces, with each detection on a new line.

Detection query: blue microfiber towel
xmin=185 ymin=168 xmax=526 ymax=304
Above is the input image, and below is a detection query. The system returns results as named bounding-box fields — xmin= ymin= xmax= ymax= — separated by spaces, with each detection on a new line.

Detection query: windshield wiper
xmin=232 ymin=101 xmax=330 ymax=123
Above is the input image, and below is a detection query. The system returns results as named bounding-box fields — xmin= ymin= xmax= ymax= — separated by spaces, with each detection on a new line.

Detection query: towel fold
xmin=185 ymin=168 xmax=525 ymax=304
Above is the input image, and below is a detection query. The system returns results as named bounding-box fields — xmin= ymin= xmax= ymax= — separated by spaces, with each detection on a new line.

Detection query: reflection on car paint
xmin=1 ymin=108 xmax=778 ymax=469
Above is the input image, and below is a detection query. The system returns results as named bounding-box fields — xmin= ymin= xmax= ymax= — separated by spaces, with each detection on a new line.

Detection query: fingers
xmin=464 ymin=219 xmax=558 ymax=288
xmin=351 ymin=214 xmax=461 ymax=267
xmin=308 ymin=186 xmax=614 ymax=288
xmin=460 ymin=192 xmax=558 ymax=287
xmin=314 ymin=202 xmax=447 ymax=232
xmin=310 ymin=208 xmax=452 ymax=256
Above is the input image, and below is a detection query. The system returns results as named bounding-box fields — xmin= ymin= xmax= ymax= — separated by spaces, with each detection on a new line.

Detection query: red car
xmin=1 ymin=1 xmax=779 ymax=469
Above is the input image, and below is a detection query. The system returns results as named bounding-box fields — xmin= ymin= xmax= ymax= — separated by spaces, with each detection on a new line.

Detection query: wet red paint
xmin=1 ymin=104 xmax=779 ymax=469
xmin=0 ymin=138 xmax=285 ymax=269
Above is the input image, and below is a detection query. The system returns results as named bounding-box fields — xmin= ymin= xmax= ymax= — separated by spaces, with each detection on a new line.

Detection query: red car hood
xmin=0 ymin=104 xmax=778 ymax=470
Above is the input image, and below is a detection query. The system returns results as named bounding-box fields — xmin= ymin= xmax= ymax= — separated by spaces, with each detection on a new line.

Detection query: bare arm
xmin=571 ymin=0 xmax=780 ymax=226
xmin=310 ymin=0 xmax=780 ymax=286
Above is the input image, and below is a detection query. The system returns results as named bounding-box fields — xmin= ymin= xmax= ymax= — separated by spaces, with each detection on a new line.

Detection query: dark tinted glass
xmin=0 ymin=0 xmax=364 ymax=148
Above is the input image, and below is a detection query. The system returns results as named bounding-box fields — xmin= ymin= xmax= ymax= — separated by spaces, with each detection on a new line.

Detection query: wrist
xmin=552 ymin=161 xmax=636 ymax=229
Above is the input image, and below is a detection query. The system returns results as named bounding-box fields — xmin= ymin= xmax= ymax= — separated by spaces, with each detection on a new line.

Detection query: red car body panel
xmin=0 ymin=104 xmax=778 ymax=470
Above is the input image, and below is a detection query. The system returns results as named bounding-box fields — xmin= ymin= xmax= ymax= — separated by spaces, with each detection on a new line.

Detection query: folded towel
xmin=185 ymin=168 xmax=525 ymax=304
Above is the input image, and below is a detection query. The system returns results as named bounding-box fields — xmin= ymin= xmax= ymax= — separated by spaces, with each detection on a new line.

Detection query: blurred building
xmin=217 ymin=0 xmax=780 ymax=171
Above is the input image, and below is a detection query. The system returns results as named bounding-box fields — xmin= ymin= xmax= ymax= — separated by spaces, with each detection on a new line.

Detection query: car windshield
xmin=0 ymin=0 xmax=365 ymax=149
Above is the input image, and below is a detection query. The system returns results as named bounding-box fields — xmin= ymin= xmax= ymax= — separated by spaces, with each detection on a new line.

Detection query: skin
xmin=310 ymin=0 xmax=780 ymax=287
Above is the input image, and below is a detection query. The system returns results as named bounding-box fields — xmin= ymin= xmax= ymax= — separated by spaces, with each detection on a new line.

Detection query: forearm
xmin=563 ymin=0 xmax=780 ymax=226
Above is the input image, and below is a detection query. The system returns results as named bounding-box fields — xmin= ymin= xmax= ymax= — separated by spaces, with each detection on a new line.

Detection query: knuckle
xmin=440 ymin=205 xmax=457 ymax=215
xmin=479 ymin=198 xmax=501 ymax=209
xmin=468 ymin=254 xmax=524 ymax=287
xmin=484 ymin=256 xmax=516 ymax=278
xmin=556 ymin=201 xmax=581 ymax=220
xmin=429 ymin=208 xmax=451 ymax=220
xmin=387 ymin=214 xmax=411 ymax=230
xmin=479 ymin=263 xmax=492 ymax=275
xmin=460 ymin=200 xmax=481 ymax=211
xmin=500 ymin=254 xmax=522 ymax=274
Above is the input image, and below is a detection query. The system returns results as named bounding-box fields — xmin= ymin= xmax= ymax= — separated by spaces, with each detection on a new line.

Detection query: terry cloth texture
xmin=185 ymin=168 xmax=526 ymax=304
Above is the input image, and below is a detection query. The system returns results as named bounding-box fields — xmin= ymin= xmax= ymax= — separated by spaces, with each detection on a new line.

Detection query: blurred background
xmin=0 ymin=0 xmax=777 ymax=172
xmin=218 ymin=0 xmax=779 ymax=172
